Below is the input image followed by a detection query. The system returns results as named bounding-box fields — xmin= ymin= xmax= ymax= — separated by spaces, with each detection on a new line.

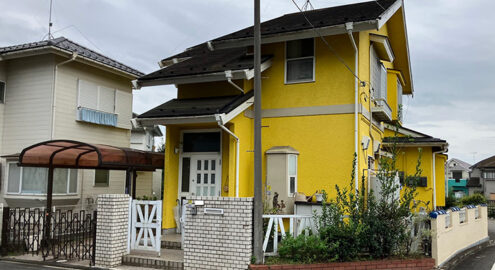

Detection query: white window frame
xmin=0 ymin=80 xmax=5 ymax=104
xmin=6 ymin=162 xmax=78 ymax=195
xmin=287 ymin=154 xmax=298 ymax=197
xmin=483 ymin=170 xmax=495 ymax=179
xmin=285 ymin=38 xmax=315 ymax=84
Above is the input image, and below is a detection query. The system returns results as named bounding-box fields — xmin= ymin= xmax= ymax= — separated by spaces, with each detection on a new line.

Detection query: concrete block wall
xmin=184 ymin=196 xmax=253 ymax=270
xmin=95 ymin=194 xmax=130 ymax=268
xmin=431 ymin=206 xmax=489 ymax=267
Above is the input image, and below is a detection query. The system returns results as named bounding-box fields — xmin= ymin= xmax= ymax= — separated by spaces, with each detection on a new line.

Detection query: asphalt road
xmin=0 ymin=260 xmax=70 ymax=269
xmin=453 ymin=219 xmax=495 ymax=270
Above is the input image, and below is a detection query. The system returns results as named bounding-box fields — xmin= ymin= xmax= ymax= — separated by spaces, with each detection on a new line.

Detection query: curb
xmin=437 ymin=239 xmax=495 ymax=270
xmin=0 ymin=257 xmax=108 ymax=270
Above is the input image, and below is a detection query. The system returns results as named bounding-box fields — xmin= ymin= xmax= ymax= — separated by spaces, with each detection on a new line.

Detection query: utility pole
xmin=253 ymin=0 xmax=263 ymax=264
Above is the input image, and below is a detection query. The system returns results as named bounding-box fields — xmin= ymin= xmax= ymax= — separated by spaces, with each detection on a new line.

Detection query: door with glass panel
xmin=190 ymin=156 xmax=221 ymax=196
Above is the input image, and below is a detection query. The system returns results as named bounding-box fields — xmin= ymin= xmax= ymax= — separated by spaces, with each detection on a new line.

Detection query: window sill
xmin=285 ymin=79 xmax=315 ymax=85
xmin=94 ymin=185 xmax=110 ymax=188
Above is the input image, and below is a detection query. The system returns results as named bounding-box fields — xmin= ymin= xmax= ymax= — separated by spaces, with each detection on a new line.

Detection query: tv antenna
xmin=302 ymin=0 xmax=314 ymax=11
xmin=47 ymin=0 xmax=54 ymax=39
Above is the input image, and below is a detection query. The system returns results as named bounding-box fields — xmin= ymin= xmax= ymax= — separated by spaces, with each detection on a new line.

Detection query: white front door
xmin=190 ymin=155 xmax=221 ymax=196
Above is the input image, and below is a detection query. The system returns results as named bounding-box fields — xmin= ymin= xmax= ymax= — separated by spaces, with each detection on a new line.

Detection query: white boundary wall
xmin=431 ymin=206 xmax=488 ymax=267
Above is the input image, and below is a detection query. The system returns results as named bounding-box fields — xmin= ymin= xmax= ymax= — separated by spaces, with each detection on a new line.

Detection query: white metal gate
xmin=130 ymin=200 xmax=162 ymax=255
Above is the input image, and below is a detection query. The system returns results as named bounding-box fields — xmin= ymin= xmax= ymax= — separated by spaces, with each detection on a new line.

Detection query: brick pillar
xmin=184 ymin=196 xmax=253 ymax=270
xmin=95 ymin=194 xmax=131 ymax=268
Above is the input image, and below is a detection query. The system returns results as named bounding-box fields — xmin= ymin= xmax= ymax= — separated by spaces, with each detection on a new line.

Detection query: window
xmin=78 ymin=80 xmax=115 ymax=113
xmin=452 ymin=171 xmax=463 ymax=180
xmin=288 ymin=154 xmax=298 ymax=196
xmin=183 ymin=132 xmax=220 ymax=153
xmin=483 ymin=170 xmax=495 ymax=179
xmin=370 ymin=45 xmax=387 ymax=101
xmin=0 ymin=81 xmax=5 ymax=104
xmin=285 ymin=38 xmax=314 ymax=83
xmin=94 ymin=170 xmax=110 ymax=187
xmin=7 ymin=162 xmax=77 ymax=194
xmin=397 ymin=78 xmax=403 ymax=121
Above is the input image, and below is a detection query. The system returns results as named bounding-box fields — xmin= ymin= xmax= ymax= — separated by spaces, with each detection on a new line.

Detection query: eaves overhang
xmin=0 ymin=46 xmax=141 ymax=80
xmin=137 ymin=59 xmax=272 ymax=87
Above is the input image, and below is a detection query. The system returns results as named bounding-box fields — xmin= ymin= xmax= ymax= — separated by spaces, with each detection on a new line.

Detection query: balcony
xmin=371 ymin=99 xmax=392 ymax=122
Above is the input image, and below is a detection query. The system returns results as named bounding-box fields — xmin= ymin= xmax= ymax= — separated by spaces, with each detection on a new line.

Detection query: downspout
xmin=225 ymin=70 xmax=244 ymax=93
xmin=346 ymin=22 xmax=359 ymax=192
xmin=432 ymin=148 xmax=445 ymax=210
xmin=215 ymin=114 xmax=240 ymax=197
xmin=50 ymin=52 xmax=78 ymax=139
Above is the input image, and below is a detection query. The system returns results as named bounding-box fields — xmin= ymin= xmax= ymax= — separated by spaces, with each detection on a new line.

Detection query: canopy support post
xmin=44 ymin=165 xmax=54 ymax=247
xmin=125 ymin=169 xmax=132 ymax=195
xmin=132 ymin=171 xmax=137 ymax=199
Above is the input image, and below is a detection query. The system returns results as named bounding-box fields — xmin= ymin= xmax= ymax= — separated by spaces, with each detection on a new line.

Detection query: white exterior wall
xmin=54 ymin=58 xmax=133 ymax=210
xmin=1 ymin=55 xmax=54 ymax=154
xmin=0 ymin=55 xmax=55 ymax=205
xmin=0 ymin=61 xmax=6 ymax=196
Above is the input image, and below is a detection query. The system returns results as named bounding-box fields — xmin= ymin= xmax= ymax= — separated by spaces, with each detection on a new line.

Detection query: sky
xmin=0 ymin=0 xmax=493 ymax=164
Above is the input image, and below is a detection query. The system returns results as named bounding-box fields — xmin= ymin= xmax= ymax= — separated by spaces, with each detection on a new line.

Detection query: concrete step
xmin=161 ymin=233 xmax=181 ymax=250
xmin=122 ymin=248 xmax=184 ymax=270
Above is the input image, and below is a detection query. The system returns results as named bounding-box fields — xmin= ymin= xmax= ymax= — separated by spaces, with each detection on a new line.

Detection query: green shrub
xmin=445 ymin=194 xmax=458 ymax=208
xmin=459 ymin=193 xmax=486 ymax=207
xmin=278 ymin=233 xmax=336 ymax=263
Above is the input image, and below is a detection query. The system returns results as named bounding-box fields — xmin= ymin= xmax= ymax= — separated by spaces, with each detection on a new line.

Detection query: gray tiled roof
xmin=138 ymin=0 xmax=396 ymax=82
xmin=448 ymin=158 xmax=471 ymax=171
xmin=0 ymin=37 xmax=143 ymax=77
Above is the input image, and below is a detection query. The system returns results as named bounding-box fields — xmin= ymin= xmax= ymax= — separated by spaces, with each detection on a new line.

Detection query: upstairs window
xmin=370 ymin=45 xmax=387 ymax=101
xmin=78 ymin=80 xmax=115 ymax=113
xmin=286 ymin=38 xmax=314 ymax=83
xmin=483 ymin=170 xmax=495 ymax=179
xmin=0 ymin=81 xmax=5 ymax=104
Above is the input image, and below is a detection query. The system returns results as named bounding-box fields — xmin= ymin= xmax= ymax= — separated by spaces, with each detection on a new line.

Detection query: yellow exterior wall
xmin=159 ymin=19 xmax=443 ymax=229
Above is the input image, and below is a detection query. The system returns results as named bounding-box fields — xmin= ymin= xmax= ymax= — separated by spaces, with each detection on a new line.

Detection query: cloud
xmin=1 ymin=0 xmax=494 ymax=164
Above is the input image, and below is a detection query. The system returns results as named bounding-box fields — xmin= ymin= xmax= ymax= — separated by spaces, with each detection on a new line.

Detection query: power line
xmin=289 ymin=0 xmax=365 ymax=85
xmin=374 ymin=0 xmax=386 ymax=11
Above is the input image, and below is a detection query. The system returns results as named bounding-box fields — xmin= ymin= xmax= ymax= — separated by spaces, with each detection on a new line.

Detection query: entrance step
xmin=122 ymin=248 xmax=184 ymax=270
xmin=161 ymin=233 xmax=181 ymax=250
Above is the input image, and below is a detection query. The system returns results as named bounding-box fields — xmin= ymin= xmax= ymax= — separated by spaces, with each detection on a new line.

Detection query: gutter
xmin=346 ymin=22 xmax=359 ymax=192
xmin=215 ymin=114 xmax=240 ymax=197
xmin=51 ymin=52 xmax=78 ymax=139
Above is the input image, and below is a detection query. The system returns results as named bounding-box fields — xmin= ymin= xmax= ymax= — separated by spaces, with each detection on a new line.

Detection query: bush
xmin=278 ymin=233 xmax=337 ymax=263
xmin=459 ymin=193 xmax=486 ymax=207
xmin=445 ymin=194 xmax=458 ymax=209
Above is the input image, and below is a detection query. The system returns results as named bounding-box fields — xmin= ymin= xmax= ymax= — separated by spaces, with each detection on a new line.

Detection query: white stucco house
xmin=0 ymin=37 xmax=157 ymax=210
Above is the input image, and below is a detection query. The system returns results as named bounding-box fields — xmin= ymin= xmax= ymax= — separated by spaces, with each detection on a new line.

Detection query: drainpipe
xmin=346 ymin=22 xmax=359 ymax=192
xmin=215 ymin=114 xmax=240 ymax=197
xmin=432 ymin=148 xmax=446 ymax=210
xmin=50 ymin=52 xmax=78 ymax=139
xmin=225 ymin=70 xmax=244 ymax=93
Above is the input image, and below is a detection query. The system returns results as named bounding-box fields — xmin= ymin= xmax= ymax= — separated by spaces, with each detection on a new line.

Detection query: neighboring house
xmin=0 ymin=37 xmax=149 ymax=210
xmin=134 ymin=0 xmax=448 ymax=232
xmin=445 ymin=158 xmax=471 ymax=198
xmin=131 ymin=112 xmax=164 ymax=198
xmin=470 ymin=155 xmax=495 ymax=200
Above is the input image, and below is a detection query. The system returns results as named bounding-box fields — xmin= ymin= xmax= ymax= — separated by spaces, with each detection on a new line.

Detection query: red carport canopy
xmin=19 ymin=139 xmax=163 ymax=171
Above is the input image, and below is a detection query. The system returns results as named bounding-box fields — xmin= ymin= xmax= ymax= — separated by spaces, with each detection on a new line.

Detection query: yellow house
xmin=135 ymin=0 xmax=448 ymax=231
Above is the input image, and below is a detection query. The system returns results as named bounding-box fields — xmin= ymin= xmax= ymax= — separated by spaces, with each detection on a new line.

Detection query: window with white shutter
xmin=115 ymin=90 xmax=132 ymax=129
xmin=98 ymin=86 xmax=115 ymax=113
xmin=77 ymin=79 xmax=118 ymax=126
xmin=78 ymin=79 xmax=98 ymax=110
